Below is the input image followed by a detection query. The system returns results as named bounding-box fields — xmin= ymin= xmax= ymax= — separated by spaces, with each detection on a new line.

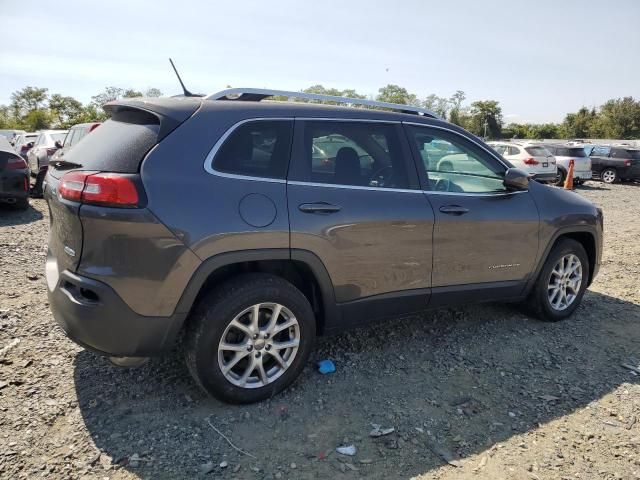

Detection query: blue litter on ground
xmin=317 ymin=359 xmax=336 ymax=374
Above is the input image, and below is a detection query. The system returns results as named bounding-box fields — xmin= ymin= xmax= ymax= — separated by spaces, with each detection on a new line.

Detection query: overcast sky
xmin=1 ymin=0 xmax=638 ymax=123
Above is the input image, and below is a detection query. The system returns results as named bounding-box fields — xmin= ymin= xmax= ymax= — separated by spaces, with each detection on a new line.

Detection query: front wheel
xmin=523 ymin=238 xmax=589 ymax=322
xmin=184 ymin=274 xmax=316 ymax=404
xmin=601 ymin=168 xmax=617 ymax=184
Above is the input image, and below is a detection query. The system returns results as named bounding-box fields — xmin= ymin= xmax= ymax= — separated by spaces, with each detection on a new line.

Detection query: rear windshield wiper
xmin=51 ymin=160 xmax=83 ymax=170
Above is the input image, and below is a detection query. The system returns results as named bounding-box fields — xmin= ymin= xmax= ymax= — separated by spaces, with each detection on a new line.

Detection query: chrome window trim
xmin=287 ymin=180 xmax=422 ymax=194
xmin=204 ymin=117 xmax=404 ymax=182
xmin=203 ymin=117 xmax=294 ymax=180
xmin=424 ymin=190 xmax=527 ymax=197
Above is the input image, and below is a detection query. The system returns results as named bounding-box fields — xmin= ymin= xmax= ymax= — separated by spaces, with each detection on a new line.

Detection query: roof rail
xmin=204 ymin=88 xmax=439 ymax=118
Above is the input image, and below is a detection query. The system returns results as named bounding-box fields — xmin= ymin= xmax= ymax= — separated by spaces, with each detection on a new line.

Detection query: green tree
xmin=91 ymin=87 xmax=124 ymax=107
xmin=466 ymin=100 xmax=502 ymax=139
xmin=49 ymin=94 xmax=84 ymax=128
xmin=448 ymin=90 xmax=466 ymax=125
xmin=23 ymin=109 xmax=53 ymax=130
xmin=145 ymin=88 xmax=163 ymax=98
xmin=10 ymin=86 xmax=49 ymax=117
xmin=597 ymin=97 xmax=640 ymax=139
xmin=376 ymin=84 xmax=419 ymax=106
xmin=561 ymin=107 xmax=596 ymax=138
xmin=123 ymin=89 xmax=144 ymax=98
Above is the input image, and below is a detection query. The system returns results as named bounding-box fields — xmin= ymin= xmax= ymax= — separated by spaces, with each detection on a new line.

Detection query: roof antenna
xmin=169 ymin=58 xmax=197 ymax=97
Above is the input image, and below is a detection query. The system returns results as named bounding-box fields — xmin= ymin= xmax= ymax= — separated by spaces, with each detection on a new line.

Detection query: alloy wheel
xmin=602 ymin=169 xmax=616 ymax=183
xmin=217 ymin=303 xmax=300 ymax=388
xmin=547 ymin=254 xmax=582 ymax=311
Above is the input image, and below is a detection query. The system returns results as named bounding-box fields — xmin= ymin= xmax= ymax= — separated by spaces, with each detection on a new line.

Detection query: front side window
xmin=408 ymin=125 xmax=506 ymax=193
xmin=51 ymin=133 xmax=67 ymax=145
xmin=591 ymin=146 xmax=610 ymax=157
xmin=303 ymin=121 xmax=409 ymax=189
xmin=213 ymin=120 xmax=293 ymax=179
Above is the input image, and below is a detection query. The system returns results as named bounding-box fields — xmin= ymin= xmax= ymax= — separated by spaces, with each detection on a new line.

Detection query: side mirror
xmin=54 ymin=140 xmax=63 ymax=148
xmin=503 ymin=167 xmax=530 ymax=191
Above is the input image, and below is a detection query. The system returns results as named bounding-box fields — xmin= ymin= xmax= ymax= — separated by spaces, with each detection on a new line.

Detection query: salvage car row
xmin=0 ymin=123 xmax=100 ymax=206
xmin=1 ymin=124 xmax=638 ymax=211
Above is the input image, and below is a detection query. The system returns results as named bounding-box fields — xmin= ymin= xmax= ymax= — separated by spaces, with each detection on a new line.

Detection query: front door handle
xmin=439 ymin=205 xmax=469 ymax=215
xmin=299 ymin=202 xmax=342 ymax=214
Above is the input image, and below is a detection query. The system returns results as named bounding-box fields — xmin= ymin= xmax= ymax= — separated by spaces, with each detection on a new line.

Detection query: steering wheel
xmin=434 ymin=178 xmax=451 ymax=192
xmin=368 ymin=165 xmax=394 ymax=187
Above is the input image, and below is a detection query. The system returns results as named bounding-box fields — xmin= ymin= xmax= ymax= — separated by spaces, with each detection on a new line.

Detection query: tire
xmin=553 ymin=169 xmax=565 ymax=186
xmin=523 ymin=238 xmax=589 ymax=322
xmin=601 ymin=168 xmax=617 ymax=184
xmin=184 ymin=273 xmax=316 ymax=404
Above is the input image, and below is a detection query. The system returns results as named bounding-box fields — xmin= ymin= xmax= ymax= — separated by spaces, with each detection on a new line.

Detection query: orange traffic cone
xmin=564 ymin=159 xmax=575 ymax=190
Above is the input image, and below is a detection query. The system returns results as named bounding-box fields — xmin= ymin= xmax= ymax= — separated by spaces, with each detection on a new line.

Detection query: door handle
xmin=299 ymin=202 xmax=342 ymax=214
xmin=439 ymin=205 xmax=469 ymax=215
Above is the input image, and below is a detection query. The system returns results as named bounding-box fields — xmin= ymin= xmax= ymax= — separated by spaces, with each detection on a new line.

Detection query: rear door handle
xmin=299 ymin=202 xmax=342 ymax=214
xmin=439 ymin=205 xmax=469 ymax=215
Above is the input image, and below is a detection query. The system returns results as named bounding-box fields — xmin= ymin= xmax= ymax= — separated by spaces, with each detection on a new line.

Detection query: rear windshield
xmin=554 ymin=147 xmax=586 ymax=157
xmin=59 ymin=110 xmax=159 ymax=174
xmin=51 ymin=133 xmax=67 ymax=144
xmin=525 ymin=146 xmax=550 ymax=157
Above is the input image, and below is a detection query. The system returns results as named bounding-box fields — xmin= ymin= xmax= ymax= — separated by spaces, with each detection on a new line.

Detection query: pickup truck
xmin=589 ymin=145 xmax=640 ymax=183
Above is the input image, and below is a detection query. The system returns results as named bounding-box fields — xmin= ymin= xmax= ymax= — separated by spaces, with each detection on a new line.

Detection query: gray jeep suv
xmin=44 ymin=88 xmax=603 ymax=403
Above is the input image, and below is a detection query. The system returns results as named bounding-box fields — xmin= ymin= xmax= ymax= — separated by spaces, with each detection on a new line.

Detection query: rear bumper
xmin=573 ymin=169 xmax=592 ymax=180
xmin=46 ymin=260 xmax=186 ymax=357
xmin=0 ymin=171 xmax=29 ymax=199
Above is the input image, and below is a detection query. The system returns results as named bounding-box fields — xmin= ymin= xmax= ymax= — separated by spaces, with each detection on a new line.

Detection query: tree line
xmin=1 ymin=84 xmax=638 ymax=140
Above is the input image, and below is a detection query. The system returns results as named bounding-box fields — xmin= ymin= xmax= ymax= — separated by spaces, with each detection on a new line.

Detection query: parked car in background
xmin=0 ymin=136 xmax=30 ymax=209
xmin=488 ymin=141 xmax=557 ymax=183
xmin=13 ymin=133 xmax=39 ymax=159
xmin=543 ymin=144 xmax=592 ymax=185
xmin=27 ymin=129 xmax=67 ymax=196
xmin=44 ymin=88 xmax=602 ymax=403
xmin=0 ymin=129 xmax=26 ymax=146
xmin=589 ymin=145 xmax=640 ymax=183
xmin=49 ymin=123 xmax=101 ymax=165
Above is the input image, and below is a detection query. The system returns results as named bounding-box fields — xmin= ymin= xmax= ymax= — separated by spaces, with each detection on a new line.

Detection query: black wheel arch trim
xmin=524 ymin=225 xmax=600 ymax=296
xmin=173 ymin=248 xmax=338 ymax=333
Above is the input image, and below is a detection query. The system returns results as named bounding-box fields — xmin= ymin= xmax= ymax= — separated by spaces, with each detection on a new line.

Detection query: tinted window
xmin=63 ymin=129 xmax=76 ymax=147
xmin=54 ymin=112 xmax=160 ymax=175
xmin=304 ymin=121 xmax=409 ymax=189
xmin=507 ymin=146 xmax=520 ymax=156
xmin=408 ymin=126 xmax=506 ymax=193
xmin=629 ymin=150 xmax=640 ymax=160
xmin=213 ymin=121 xmax=293 ymax=179
xmin=591 ymin=146 xmax=610 ymax=156
xmin=525 ymin=146 xmax=550 ymax=156
xmin=555 ymin=147 xmax=586 ymax=157
xmin=491 ymin=144 xmax=507 ymax=155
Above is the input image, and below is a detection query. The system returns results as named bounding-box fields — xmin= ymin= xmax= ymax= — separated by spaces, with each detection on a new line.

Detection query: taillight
xmin=624 ymin=159 xmax=631 ymax=167
xmin=7 ymin=156 xmax=27 ymax=170
xmin=59 ymin=171 xmax=140 ymax=207
xmin=523 ymin=157 xmax=539 ymax=165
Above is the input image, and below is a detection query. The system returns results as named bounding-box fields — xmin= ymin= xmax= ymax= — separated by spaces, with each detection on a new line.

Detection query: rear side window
xmin=213 ymin=121 xmax=293 ymax=179
xmin=507 ymin=146 xmax=520 ymax=155
xmin=611 ymin=148 xmax=639 ymax=159
xmin=525 ymin=146 xmax=550 ymax=156
xmin=60 ymin=110 xmax=160 ymax=173
xmin=555 ymin=147 xmax=586 ymax=157
xmin=302 ymin=121 xmax=409 ymax=189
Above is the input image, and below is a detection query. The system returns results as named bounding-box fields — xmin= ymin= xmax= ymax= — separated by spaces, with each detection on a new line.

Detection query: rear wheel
xmin=523 ymin=238 xmax=589 ymax=322
xmin=13 ymin=198 xmax=29 ymax=210
xmin=601 ymin=168 xmax=617 ymax=184
xmin=184 ymin=274 xmax=316 ymax=404
xmin=31 ymin=169 xmax=46 ymax=197
xmin=553 ymin=169 xmax=565 ymax=186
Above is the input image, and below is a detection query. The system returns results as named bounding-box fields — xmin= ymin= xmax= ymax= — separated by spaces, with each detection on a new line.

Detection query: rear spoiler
xmin=104 ymin=97 xmax=202 ymax=140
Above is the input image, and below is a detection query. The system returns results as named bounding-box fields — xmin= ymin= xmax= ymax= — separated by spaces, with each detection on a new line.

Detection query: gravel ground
xmin=0 ymin=182 xmax=639 ymax=480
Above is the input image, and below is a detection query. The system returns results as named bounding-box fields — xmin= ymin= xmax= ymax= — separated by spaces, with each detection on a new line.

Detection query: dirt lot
xmin=1 ymin=182 xmax=639 ymax=480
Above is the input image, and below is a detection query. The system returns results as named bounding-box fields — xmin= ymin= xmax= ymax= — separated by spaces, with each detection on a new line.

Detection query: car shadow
xmin=73 ymin=290 xmax=640 ymax=479
xmin=0 ymin=203 xmax=43 ymax=226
